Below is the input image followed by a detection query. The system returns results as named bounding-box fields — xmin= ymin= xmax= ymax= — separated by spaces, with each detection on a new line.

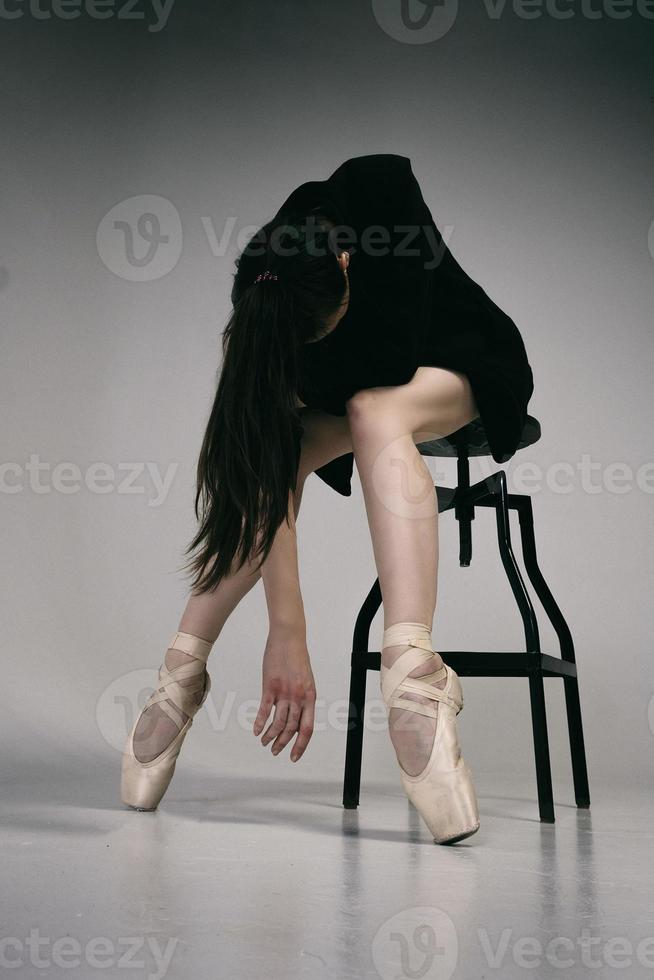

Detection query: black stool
xmin=342 ymin=414 xmax=590 ymax=823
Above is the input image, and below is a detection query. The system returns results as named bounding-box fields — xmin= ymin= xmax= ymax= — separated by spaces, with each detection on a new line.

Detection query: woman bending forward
xmin=120 ymin=154 xmax=535 ymax=844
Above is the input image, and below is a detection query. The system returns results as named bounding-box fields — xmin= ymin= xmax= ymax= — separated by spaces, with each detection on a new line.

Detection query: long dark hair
xmin=179 ymin=210 xmax=347 ymax=594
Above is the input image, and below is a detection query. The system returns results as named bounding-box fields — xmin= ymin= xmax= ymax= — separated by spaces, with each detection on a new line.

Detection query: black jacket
xmin=274 ymin=154 xmax=535 ymax=496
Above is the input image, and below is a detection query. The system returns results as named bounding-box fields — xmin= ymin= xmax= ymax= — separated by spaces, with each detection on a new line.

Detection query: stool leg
xmin=517 ymin=496 xmax=591 ymax=809
xmin=343 ymin=656 xmax=367 ymax=809
xmin=343 ymin=579 xmax=382 ymax=809
xmin=493 ymin=472 xmax=555 ymax=822
xmin=455 ymin=451 xmax=473 ymax=566
xmin=493 ymin=472 xmax=540 ymax=649
xmin=563 ymin=678 xmax=591 ymax=808
xmin=529 ymin=672 xmax=555 ymax=823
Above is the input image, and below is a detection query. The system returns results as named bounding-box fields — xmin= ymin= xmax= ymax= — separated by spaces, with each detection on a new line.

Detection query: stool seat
xmin=416 ymin=414 xmax=541 ymax=459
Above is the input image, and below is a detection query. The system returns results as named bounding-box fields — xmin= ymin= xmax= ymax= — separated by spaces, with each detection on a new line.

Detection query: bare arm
xmin=254 ymin=488 xmax=316 ymax=762
xmin=260 ymin=487 xmax=306 ymax=630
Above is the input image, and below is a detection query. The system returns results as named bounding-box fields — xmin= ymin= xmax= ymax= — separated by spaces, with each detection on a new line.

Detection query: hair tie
xmin=253 ymin=270 xmax=279 ymax=284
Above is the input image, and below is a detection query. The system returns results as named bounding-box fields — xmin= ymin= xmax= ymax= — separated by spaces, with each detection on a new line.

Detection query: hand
xmin=253 ymin=626 xmax=316 ymax=762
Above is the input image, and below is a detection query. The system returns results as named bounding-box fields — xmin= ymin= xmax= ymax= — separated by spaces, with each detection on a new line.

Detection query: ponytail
xmin=178 ymin=212 xmax=346 ymax=593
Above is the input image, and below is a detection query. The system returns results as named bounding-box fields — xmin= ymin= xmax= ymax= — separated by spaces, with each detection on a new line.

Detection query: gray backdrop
xmin=1 ymin=1 xmax=652 ymax=801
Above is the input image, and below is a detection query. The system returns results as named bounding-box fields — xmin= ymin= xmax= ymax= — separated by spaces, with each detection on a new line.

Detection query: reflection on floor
xmin=1 ymin=767 xmax=652 ymax=980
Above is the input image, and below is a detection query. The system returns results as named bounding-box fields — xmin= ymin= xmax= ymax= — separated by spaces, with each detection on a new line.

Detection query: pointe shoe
xmin=120 ymin=630 xmax=213 ymax=811
xmin=380 ymin=621 xmax=480 ymax=844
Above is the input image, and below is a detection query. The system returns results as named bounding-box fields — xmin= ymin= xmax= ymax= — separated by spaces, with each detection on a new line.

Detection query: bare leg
xmin=346 ymin=366 xmax=479 ymax=775
xmin=132 ymin=408 xmax=353 ymax=762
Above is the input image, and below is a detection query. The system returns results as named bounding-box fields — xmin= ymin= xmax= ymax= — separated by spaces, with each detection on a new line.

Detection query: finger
xmin=253 ymin=692 xmax=275 ymax=737
xmin=290 ymin=698 xmax=315 ymax=762
xmin=270 ymin=700 xmax=302 ymax=756
xmin=261 ymin=699 xmax=290 ymax=746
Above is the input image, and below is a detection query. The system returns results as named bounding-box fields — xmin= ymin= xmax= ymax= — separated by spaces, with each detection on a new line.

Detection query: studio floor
xmin=1 ymin=767 xmax=652 ymax=980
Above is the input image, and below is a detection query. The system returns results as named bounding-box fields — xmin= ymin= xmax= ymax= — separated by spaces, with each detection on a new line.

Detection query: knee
xmin=344 ymin=388 xmax=374 ymax=418
xmin=345 ymin=387 xmax=398 ymax=430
